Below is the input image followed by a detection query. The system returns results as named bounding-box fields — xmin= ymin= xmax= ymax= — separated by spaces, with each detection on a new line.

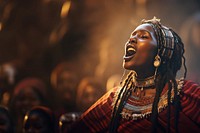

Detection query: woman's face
xmin=56 ymin=71 xmax=77 ymax=103
xmin=123 ymin=23 xmax=158 ymax=72
xmin=23 ymin=112 xmax=51 ymax=133
xmin=15 ymin=87 xmax=42 ymax=115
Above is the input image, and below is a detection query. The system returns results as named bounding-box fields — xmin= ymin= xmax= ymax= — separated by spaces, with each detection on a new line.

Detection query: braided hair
xmin=109 ymin=17 xmax=187 ymax=133
xmin=144 ymin=18 xmax=187 ymax=133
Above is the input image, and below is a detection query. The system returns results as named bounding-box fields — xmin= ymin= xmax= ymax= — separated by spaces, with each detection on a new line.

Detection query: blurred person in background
xmin=9 ymin=77 xmax=48 ymax=133
xmin=0 ymin=106 xmax=14 ymax=133
xmin=50 ymin=62 xmax=80 ymax=119
xmin=0 ymin=63 xmax=17 ymax=107
xmin=106 ymin=74 xmax=121 ymax=92
xmin=23 ymin=106 xmax=56 ymax=133
xmin=76 ymin=76 xmax=105 ymax=112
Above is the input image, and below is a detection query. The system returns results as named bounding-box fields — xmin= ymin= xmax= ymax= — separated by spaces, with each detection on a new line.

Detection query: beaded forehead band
xmin=142 ymin=17 xmax=175 ymax=60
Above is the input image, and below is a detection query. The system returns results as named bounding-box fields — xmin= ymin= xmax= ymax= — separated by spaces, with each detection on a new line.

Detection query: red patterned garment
xmin=67 ymin=80 xmax=200 ymax=133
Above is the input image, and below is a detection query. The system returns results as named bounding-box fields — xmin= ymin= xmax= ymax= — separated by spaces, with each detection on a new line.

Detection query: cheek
xmin=134 ymin=49 xmax=151 ymax=63
xmin=139 ymin=50 xmax=155 ymax=62
xmin=138 ymin=44 xmax=157 ymax=60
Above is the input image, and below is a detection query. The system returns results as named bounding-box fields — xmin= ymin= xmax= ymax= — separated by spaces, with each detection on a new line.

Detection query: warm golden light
xmin=24 ymin=115 xmax=28 ymax=121
xmin=60 ymin=1 xmax=71 ymax=18
xmin=59 ymin=121 xmax=63 ymax=127
xmin=136 ymin=0 xmax=146 ymax=5
xmin=0 ymin=22 xmax=2 ymax=31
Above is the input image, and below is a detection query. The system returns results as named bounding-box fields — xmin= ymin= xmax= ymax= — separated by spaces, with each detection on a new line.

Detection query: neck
xmin=133 ymin=73 xmax=155 ymax=88
xmin=133 ymin=67 xmax=156 ymax=79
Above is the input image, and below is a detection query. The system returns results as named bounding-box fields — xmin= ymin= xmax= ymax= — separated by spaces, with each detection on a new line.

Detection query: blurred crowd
xmin=0 ymin=61 xmax=122 ymax=133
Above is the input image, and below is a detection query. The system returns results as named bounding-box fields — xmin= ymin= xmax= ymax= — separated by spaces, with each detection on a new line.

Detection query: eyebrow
xmin=131 ymin=29 xmax=151 ymax=36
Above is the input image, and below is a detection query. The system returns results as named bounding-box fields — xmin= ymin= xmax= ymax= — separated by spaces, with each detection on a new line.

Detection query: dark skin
xmin=123 ymin=23 xmax=158 ymax=78
xmin=123 ymin=24 xmax=158 ymax=97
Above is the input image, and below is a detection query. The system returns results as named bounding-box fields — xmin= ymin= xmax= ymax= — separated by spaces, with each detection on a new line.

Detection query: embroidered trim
xmin=121 ymin=88 xmax=173 ymax=120
xmin=111 ymin=78 xmax=184 ymax=120
xmin=133 ymin=75 xmax=155 ymax=88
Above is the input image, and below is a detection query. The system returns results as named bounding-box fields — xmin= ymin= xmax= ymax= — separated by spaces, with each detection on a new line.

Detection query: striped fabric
xmin=181 ymin=80 xmax=200 ymax=124
xmin=67 ymin=80 xmax=200 ymax=133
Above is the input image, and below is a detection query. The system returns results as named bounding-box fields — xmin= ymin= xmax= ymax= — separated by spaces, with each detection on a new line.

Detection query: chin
xmin=123 ymin=60 xmax=145 ymax=73
xmin=123 ymin=61 xmax=136 ymax=70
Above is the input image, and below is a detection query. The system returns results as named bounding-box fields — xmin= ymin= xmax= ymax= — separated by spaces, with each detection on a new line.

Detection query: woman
xmin=23 ymin=106 xmax=56 ymax=133
xmin=67 ymin=17 xmax=200 ymax=133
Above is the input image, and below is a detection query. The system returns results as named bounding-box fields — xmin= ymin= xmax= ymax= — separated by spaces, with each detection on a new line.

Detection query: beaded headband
xmin=142 ymin=17 xmax=175 ymax=61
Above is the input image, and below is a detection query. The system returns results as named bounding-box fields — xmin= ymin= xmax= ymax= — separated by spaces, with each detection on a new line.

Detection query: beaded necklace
xmin=112 ymin=77 xmax=184 ymax=121
xmin=132 ymin=75 xmax=155 ymax=98
xmin=133 ymin=75 xmax=155 ymax=89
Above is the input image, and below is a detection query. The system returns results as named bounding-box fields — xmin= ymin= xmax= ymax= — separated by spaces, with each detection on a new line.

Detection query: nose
xmin=129 ymin=36 xmax=137 ymax=44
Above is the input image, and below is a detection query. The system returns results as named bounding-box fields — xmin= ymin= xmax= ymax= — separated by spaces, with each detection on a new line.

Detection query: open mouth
xmin=124 ymin=45 xmax=136 ymax=61
xmin=126 ymin=46 xmax=136 ymax=56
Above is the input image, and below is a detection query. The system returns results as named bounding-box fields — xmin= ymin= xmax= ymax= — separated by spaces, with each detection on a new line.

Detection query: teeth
xmin=127 ymin=47 xmax=136 ymax=52
xmin=126 ymin=47 xmax=136 ymax=56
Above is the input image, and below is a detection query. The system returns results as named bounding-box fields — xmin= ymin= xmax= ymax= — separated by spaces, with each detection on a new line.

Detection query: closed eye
xmin=140 ymin=35 xmax=149 ymax=39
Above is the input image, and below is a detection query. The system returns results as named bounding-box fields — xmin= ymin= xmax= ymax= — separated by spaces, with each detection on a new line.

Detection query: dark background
xmin=0 ymin=0 xmax=200 ymax=84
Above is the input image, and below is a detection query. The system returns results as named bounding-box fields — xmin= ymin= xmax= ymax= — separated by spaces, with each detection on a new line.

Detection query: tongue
xmin=127 ymin=50 xmax=136 ymax=56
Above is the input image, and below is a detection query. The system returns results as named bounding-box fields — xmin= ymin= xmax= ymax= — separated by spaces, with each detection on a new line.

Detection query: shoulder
xmin=81 ymin=86 xmax=121 ymax=118
xmin=181 ymin=80 xmax=200 ymax=99
xmin=84 ymin=86 xmax=120 ymax=113
xmin=180 ymin=80 xmax=200 ymax=124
